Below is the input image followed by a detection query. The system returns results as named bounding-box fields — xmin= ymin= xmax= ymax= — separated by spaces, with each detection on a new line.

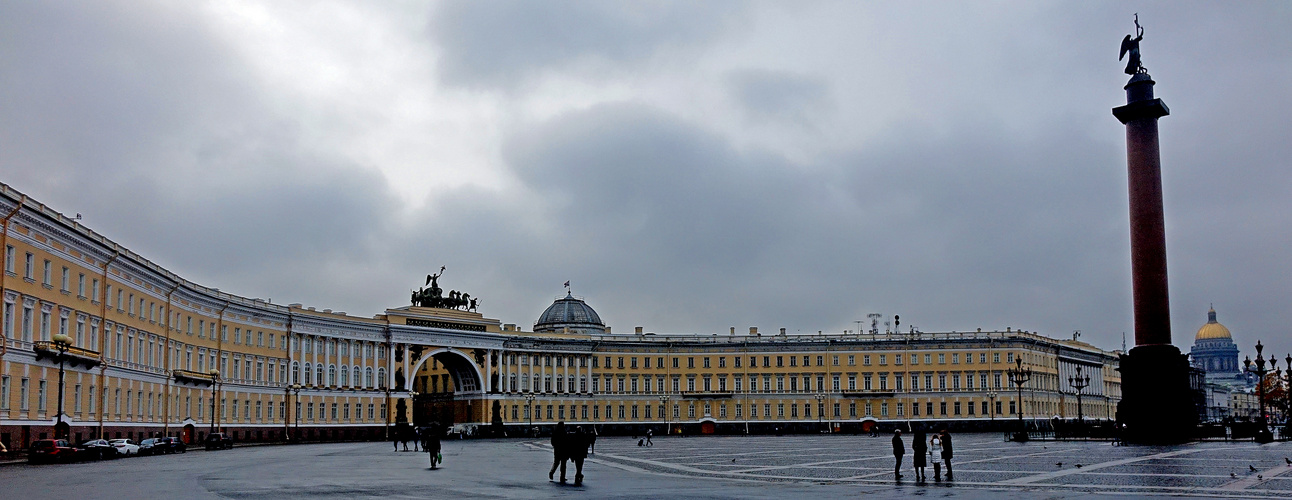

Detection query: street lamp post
xmin=290 ymin=384 xmax=302 ymax=441
xmin=1243 ymin=341 xmax=1278 ymax=443
xmin=1069 ymin=366 xmax=1091 ymax=436
xmin=814 ymin=393 xmax=825 ymax=433
xmin=51 ymin=333 xmax=73 ymax=440
xmin=986 ymin=392 xmax=998 ymax=422
xmin=1006 ymin=355 xmax=1032 ymax=442
xmin=659 ymin=395 xmax=670 ymax=436
xmin=524 ymin=393 xmax=535 ymax=437
xmin=209 ymin=369 xmax=222 ymax=434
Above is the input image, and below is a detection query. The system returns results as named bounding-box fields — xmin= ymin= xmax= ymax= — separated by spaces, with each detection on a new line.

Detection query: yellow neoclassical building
xmin=0 ymin=182 xmax=1121 ymax=450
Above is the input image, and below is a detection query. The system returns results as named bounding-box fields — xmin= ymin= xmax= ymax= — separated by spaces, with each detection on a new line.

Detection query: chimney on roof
xmin=749 ymin=326 xmax=758 ymax=335
xmin=635 ymin=326 xmax=643 ymax=334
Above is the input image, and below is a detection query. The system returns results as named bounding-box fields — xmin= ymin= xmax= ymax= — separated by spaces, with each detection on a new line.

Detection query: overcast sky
xmin=2 ymin=1 xmax=1289 ymax=360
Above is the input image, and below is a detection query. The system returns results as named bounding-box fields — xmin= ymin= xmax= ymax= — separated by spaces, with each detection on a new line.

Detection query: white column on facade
xmin=485 ymin=348 xmax=493 ymax=393
xmin=529 ymin=352 xmax=536 ymax=393
xmin=501 ymin=349 xmax=509 ymax=393
xmin=563 ymin=356 xmax=569 ymax=393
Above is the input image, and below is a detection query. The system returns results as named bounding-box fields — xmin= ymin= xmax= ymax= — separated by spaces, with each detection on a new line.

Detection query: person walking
xmin=891 ymin=429 xmax=905 ymax=480
xmin=645 ymin=428 xmax=653 ymax=447
xmin=569 ymin=426 xmax=591 ymax=485
xmin=425 ymin=421 xmax=443 ymax=470
xmin=940 ymin=429 xmax=954 ymax=480
xmin=911 ymin=428 xmax=928 ymax=481
xmin=411 ymin=426 xmax=420 ymax=452
xmin=549 ymin=422 xmax=569 ymax=482
xmin=588 ymin=426 xmax=597 ymax=454
xmin=929 ymin=432 xmax=943 ymax=481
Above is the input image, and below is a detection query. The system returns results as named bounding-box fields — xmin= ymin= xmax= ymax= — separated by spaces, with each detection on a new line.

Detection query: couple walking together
xmin=549 ymin=422 xmax=593 ymax=485
xmin=892 ymin=428 xmax=953 ymax=481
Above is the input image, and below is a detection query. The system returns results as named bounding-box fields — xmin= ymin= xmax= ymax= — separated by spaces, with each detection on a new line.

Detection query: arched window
xmin=377 ymin=368 xmax=386 ymax=389
xmin=328 ymin=365 xmax=337 ymax=386
xmin=340 ymin=365 xmax=349 ymax=386
xmin=315 ymin=365 xmax=324 ymax=387
xmin=291 ymin=362 xmax=300 ymax=384
xmin=509 ymin=374 xmax=517 ymax=392
xmin=303 ymin=363 xmax=312 ymax=385
xmin=365 ymin=367 xmax=373 ymax=388
xmin=352 ymin=367 xmax=361 ymax=387
xmin=521 ymin=374 xmax=528 ymax=391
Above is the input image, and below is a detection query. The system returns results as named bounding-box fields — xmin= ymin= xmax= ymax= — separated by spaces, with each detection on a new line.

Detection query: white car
xmin=109 ymin=439 xmax=139 ymax=456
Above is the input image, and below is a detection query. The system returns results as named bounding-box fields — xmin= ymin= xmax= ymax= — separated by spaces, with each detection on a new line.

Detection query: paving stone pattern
xmin=583 ymin=433 xmax=1292 ymax=497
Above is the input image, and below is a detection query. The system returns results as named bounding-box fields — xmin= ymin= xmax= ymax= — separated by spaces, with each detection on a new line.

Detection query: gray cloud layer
xmin=2 ymin=0 xmax=1289 ymax=360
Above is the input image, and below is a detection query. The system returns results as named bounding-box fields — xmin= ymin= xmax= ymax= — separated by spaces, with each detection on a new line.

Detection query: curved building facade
xmin=0 ymin=182 xmax=1122 ymax=451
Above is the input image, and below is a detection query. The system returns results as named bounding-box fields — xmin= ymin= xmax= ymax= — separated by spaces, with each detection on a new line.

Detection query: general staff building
xmin=0 ymin=182 xmax=1121 ymax=450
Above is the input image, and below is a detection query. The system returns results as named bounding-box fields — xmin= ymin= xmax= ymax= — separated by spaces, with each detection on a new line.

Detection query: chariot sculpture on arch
xmin=411 ymin=265 xmax=481 ymax=311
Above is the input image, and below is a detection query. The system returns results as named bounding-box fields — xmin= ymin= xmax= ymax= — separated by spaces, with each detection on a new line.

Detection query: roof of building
xmin=534 ymin=293 xmax=606 ymax=334
xmin=1195 ymin=307 xmax=1232 ymax=341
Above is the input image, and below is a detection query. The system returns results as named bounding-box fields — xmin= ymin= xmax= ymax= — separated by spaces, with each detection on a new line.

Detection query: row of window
xmin=501 ymin=371 xmax=1014 ymax=394
xmin=506 ymin=351 xmax=1020 ymax=371
xmin=505 ymin=398 xmax=1034 ymax=422
xmin=292 ymin=362 xmax=386 ymax=389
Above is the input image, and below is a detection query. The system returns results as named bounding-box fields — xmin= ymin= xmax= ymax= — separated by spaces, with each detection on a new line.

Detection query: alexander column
xmin=1111 ymin=15 xmax=1196 ymax=444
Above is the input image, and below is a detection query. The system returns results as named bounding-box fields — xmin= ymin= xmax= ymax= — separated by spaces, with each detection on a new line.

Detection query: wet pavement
xmin=2 ymin=434 xmax=1290 ymax=498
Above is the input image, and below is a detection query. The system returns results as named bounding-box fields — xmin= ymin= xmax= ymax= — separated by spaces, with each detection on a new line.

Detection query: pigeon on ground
xmin=1075 ymin=464 xmax=1083 ymax=468
xmin=1257 ymin=474 xmax=1263 ymax=481
xmin=1230 ymin=472 xmax=1238 ymax=479
xmin=1250 ymin=465 xmax=1258 ymax=472
xmin=1055 ymin=462 xmax=1062 ymax=466
xmin=1285 ymin=457 xmax=1290 ymax=466
xmin=731 ymin=459 xmax=736 ymax=463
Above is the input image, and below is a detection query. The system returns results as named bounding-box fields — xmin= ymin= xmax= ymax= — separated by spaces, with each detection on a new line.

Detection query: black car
xmin=138 ymin=438 xmax=159 ymax=456
xmin=156 ymin=436 xmax=187 ymax=454
xmin=204 ymin=433 xmax=233 ymax=451
xmin=78 ymin=439 xmax=116 ymax=460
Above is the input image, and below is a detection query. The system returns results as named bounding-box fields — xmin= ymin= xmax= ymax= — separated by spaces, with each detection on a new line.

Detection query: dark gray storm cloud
xmin=430 ymin=0 xmax=748 ymax=87
xmin=1 ymin=1 xmax=1289 ymax=359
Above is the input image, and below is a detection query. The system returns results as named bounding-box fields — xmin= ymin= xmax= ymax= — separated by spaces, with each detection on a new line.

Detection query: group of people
xmin=392 ymin=422 xmax=444 ymax=470
xmin=892 ymin=428 xmax=953 ymax=482
xmin=548 ymin=422 xmax=595 ymax=485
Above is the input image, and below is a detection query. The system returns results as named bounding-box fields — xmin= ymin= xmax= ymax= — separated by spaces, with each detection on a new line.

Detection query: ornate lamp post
xmin=1069 ymin=366 xmax=1091 ymax=426
xmin=986 ymin=391 xmax=998 ymax=422
xmin=659 ymin=395 xmax=671 ymax=436
xmin=51 ymin=333 xmax=73 ymax=440
xmin=1006 ymin=355 xmax=1032 ymax=442
xmin=814 ymin=393 xmax=825 ymax=433
xmin=289 ymin=384 xmax=302 ymax=440
xmin=524 ymin=393 xmax=536 ymax=437
xmin=1243 ymin=341 xmax=1277 ymax=443
xmin=209 ymin=369 xmax=221 ymax=434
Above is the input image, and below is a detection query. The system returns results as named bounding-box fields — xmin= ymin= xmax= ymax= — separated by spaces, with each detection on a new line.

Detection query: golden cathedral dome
xmin=1194 ymin=307 xmax=1232 ymax=341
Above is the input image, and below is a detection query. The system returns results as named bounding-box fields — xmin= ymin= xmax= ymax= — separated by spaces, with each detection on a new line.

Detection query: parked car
xmin=156 ymin=436 xmax=187 ymax=454
xmin=29 ymin=439 xmax=78 ymax=464
xmin=204 ymin=432 xmax=233 ymax=450
xmin=448 ymin=423 xmax=477 ymax=439
xmin=79 ymin=439 xmax=117 ymax=460
xmin=109 ymin=439 xmax=139 ymax=456
xmin=138 ymin=438 xmax=161 ymax=456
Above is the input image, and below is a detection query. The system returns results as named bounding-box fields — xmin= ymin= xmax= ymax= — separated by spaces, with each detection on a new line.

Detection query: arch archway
xmin=407 ymin=347 xmax=484 ymax=427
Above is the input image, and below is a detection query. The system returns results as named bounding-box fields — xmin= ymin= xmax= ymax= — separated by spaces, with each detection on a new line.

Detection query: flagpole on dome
xmin=564 ymin=281 xmax=571 ymax=296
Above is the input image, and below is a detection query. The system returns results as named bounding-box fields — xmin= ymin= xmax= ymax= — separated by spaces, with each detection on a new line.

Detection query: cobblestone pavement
xmin=3 ymin=434 xmax=1291 ymax=499
xmin=578 ymin=433 xmax=1292 ymax=498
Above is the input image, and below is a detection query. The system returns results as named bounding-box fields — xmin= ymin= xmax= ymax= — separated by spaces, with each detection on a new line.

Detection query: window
xmin=61 ymin=267 xmax=69 ymax=291
xmin=43 ymin=259 xmax=52 ymax=285
xmin=0 ymin=376 xmax=8 ymax=410
xmin=848 ymin=355 xmax=855 ymax=366
xmin=863 ymin=355 xmax=871 ymax=366
xmin=1006 ymin=353 xmax=1014 ymax=363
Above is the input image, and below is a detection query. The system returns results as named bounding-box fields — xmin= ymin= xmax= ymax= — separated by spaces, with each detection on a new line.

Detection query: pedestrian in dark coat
xmin=940 ymin=429 xmax=954 ymax=479
xmin=569 ymin=426 xmax=590 ymax=485
xmin=911 ymin=429 xmax=927 ymax=481
xmin=891 ymin=430 xmax=905 ymax=480
xmin=548 ymin=422 xmax=568 ymax=482
xmin=425 ymin=422 xmax=443 ymax=469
